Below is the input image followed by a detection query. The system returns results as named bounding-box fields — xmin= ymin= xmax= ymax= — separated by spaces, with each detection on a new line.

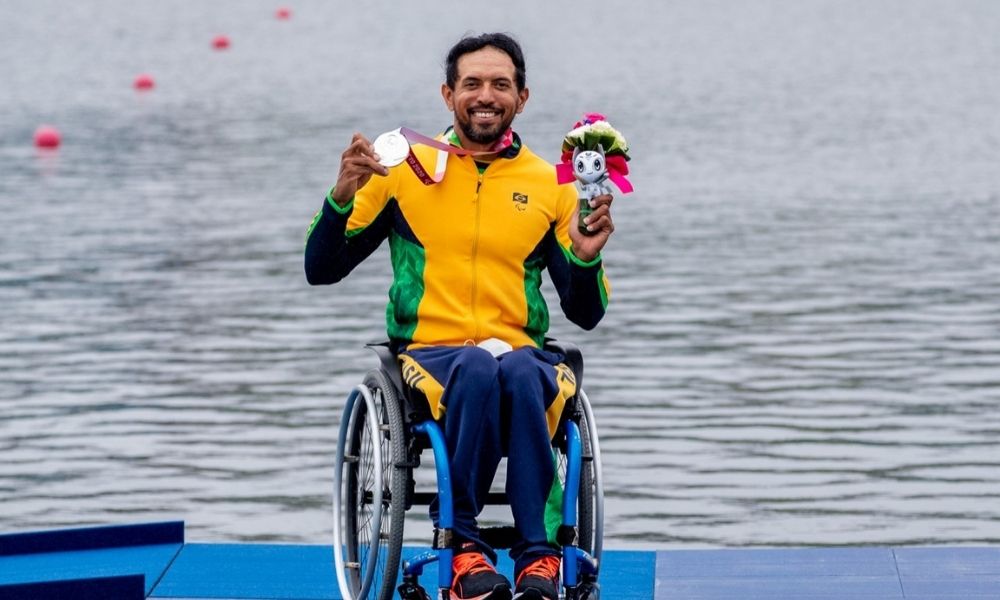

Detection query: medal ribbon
xmin=397 ymin=127 xmax=514 ymax=185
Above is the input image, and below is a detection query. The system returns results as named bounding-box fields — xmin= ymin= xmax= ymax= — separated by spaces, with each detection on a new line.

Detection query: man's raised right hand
xmin=330 ymin=133 xmax=390 ymax=206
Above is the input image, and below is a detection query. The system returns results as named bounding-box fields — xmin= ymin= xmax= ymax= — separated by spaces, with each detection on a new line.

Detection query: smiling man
xmin=305 ymin=33 xmax=614 ymax=600
xmin=444 ymin=42 xmax=524 ymax=149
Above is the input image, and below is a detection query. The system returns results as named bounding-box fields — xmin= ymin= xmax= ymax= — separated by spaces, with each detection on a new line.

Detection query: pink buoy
xmin=212 ymin=35 xmax=230 ymax=50
xmin=134 ymin=74 xmax=155 ymax=90
xmin=34 ymin=125 xmax=61 ymax=149
xmin=275 ymin=7 xmax=291 ymax=19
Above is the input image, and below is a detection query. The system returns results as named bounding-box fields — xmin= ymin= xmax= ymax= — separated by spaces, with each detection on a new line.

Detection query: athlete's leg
xmin=400 ymin=345 xmax=503 ymax=558
xmin=497 ymin=347 xmax=576 ymax=575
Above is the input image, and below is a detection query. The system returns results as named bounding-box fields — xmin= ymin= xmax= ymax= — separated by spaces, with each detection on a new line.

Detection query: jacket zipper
xmin=470 ymin=172 xmax=484 ymax=342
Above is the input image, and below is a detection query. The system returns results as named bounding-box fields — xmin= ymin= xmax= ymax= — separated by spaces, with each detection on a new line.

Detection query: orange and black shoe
xmin=513 ymin=555 xmax=561 ymax=600
xmin=451 ymin=551 xmax=512 ymax=600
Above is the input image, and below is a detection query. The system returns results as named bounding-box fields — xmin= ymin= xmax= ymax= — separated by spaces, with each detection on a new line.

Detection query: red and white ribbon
xmin=377 ymin=127 xmax=513 ymax=185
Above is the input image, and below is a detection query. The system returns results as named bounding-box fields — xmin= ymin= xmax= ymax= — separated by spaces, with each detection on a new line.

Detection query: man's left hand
xmin=570 ymin=193 xmax=614 ymax=263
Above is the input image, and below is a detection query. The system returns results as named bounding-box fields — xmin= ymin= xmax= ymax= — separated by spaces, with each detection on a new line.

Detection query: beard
xmin=457 ymin=108 xmax=516 ymax=146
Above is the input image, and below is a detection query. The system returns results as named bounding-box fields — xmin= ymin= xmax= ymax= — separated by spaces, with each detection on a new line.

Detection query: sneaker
xmin=451 ymin=551 xmax=512 ymax=600
xmin=514 ymin=555 xmax=560 ymax=600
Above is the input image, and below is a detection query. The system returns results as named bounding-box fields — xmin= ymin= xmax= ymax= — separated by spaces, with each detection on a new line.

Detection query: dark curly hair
xmin=445 ymin=32 xmax=526 ymax=91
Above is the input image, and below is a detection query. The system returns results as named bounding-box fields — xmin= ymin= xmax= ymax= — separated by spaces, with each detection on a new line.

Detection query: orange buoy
xmin=134 ymin=74 xmax=155 ymax=90
xmin=275 ymin=7 xmax=291 ymax=19
xmin=212 ymin=35 xmax=230 ymax=50
xmin=34 ymin=125 xmax=61 ymax=149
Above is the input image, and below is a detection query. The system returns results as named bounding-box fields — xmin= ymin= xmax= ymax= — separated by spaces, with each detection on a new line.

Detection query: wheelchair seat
xmin=364 ymin=338 xmax=585 ymax=421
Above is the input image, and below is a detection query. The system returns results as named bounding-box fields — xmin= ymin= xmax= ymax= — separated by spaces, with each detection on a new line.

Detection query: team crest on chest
xmin=512 ymin=192 xmax=528 ymax=212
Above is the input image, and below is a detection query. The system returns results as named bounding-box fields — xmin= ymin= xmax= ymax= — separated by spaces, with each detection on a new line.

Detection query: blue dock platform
xmin=1 ymin=522 xmax=998 ymax=599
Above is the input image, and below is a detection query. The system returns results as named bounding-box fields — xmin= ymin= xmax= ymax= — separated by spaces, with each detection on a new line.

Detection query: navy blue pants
xmin=399 ymin=345 xmax=577 ymax=573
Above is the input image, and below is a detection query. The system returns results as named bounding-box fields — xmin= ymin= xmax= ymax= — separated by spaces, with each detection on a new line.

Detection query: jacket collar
xmin=443 ymin=126 xmax=522 ymax=160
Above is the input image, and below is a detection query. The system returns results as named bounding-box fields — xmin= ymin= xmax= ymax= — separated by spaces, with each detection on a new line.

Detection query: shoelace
xmin=453 ymin=552 xmax=496 ymax=583
xmin=517 ymin=555 xmax=561 ymax=583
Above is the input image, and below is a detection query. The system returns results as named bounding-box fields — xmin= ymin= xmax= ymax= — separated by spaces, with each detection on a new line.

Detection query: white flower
xmin=563 ymin=119 xmax=629 ymax=156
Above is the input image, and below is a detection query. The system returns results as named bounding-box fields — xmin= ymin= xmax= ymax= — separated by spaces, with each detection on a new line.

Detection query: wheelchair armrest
xmin=365 ymin=340 xmax=433 ymax=426
xmin=543 ymin=338 xmax=584 ymax=390
xmin=365 ymin=341 xmax=406 ymax=397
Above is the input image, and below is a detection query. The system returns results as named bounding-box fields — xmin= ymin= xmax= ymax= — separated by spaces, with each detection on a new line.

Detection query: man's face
xmin=442 ymin=47 xmax=529 ymax=151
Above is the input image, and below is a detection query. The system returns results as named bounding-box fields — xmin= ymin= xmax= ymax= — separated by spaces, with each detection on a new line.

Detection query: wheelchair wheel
xmin=577 ymin=389 xmax=604 ymax=563
xmin=558 ymin=389 xmax=604 ymax=562
xmin=333 ymin=369 xmax=408 ymax=600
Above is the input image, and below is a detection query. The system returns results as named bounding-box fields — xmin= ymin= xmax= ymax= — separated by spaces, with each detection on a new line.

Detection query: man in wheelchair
xmin=305 ymin=32 xmax=614 ymax=600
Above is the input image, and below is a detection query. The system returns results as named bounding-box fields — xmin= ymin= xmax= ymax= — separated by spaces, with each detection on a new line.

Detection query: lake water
xmin=2 ymin=0 xmax=999 ymax=549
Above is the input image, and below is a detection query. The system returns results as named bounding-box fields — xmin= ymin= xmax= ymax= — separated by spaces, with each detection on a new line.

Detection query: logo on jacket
xmin=512 ymin=192 xmax=528 ymax=211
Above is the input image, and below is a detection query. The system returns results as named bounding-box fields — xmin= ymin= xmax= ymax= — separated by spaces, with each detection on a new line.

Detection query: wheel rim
xmin=357 ymin=386 xmax=396 ymax=598
xmin=336 ymin=385 xmax=384 ymax=599
xmin=333 ymin=388 xmax=361 ymax=600
xmin=556 ymin=390 xmax=604 ymax=566
xmin=579 ymin=389 xmax=604 ymax=563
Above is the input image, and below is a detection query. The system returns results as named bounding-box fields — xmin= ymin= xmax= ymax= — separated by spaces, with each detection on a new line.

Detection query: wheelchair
xmin=332 ymin=340 xmax=604 ymax=600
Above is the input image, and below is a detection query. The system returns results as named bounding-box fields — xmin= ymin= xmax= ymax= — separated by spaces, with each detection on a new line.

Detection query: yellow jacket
xmin=305 ymin=130 xmax=609 ymax=349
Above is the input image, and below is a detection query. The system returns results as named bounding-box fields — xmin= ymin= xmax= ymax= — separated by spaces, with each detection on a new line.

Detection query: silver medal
xmin=372 ymin=129 xmax=409 ymax=167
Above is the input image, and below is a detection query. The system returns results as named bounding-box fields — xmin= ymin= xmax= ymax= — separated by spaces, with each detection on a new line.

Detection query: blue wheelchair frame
xmin=333 ymin=341 xmax=602 ymax=600
xmin=397 ymin=418 xmax=600 ymax=600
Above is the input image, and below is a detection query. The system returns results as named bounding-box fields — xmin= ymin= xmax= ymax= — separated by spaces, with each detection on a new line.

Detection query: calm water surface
xmin=2 ymin=0 xmax=1000 ymax=548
